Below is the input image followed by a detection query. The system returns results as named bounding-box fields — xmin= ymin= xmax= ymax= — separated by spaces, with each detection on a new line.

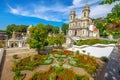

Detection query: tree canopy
xmin=94 ymin=3 xmax=120 ymax=37
xmin=6 ymin=24 xmax=28 ymax=38
xmin=27 ymin=24 xmax=48 ymax=53
xmin=46 ymin=24 xmax=59 ymax=34
xmin=61 ymin=23 xmax=69 ymax=35
xmin=100 ymin=0 xmax=119 ymax=5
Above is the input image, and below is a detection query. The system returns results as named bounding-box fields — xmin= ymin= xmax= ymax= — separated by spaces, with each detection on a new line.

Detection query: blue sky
xmin=0 ymin=0 xmax=119 ymax=30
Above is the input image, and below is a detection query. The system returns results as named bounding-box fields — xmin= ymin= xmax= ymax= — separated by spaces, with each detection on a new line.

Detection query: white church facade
xmin=68 ymin=4 xmax=99 ymax=38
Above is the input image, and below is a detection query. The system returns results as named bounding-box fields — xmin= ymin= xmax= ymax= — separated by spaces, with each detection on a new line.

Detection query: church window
xmin=83 ymin=22 xmax=85 ymax=26
xmin=83 ymin=30 xmax=84 ymax=34
xmin=71 ymin=16 xmax=72 ymax=19
xmin=84 ymin=12 xmax=86 ymax=17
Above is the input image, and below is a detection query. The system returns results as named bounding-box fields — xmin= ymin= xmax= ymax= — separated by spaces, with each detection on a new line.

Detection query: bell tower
xmin=82 ymin=4 xmax=90 ymax=18
xmin=70 ymin=9 xmax=76 ymax=22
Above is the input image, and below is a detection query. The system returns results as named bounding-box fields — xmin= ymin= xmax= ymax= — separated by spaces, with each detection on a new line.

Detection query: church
xmin=68 ymin=4 xmax=99 ymax=38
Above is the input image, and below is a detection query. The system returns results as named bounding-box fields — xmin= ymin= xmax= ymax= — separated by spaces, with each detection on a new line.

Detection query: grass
xmin=76 ymin=39 xmax=116 ymax=46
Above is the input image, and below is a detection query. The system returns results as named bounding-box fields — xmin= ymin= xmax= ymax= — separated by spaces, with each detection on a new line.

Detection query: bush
xmin=76 ymin=39 xmax=116 ymax=46
xmin=13 ymin=54 xmax=19 ymax=59
xmin=100 ymin=56 xmax=109 ymax=62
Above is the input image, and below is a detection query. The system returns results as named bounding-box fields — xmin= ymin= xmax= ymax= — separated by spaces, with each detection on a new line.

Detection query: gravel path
xmin=104 ymin=46 xmax=119 ymax=80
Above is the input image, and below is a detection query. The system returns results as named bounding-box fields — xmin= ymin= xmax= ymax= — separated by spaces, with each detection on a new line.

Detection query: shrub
xmin=13 ymin=54 xmax=19 ymax=59
xmin=100 ymin=56 xmax=109 ymax=62
xmin=76 ymin=39 xmax=116 ymax=46
xmin=76 ymin=50 xmax=79 ymax=55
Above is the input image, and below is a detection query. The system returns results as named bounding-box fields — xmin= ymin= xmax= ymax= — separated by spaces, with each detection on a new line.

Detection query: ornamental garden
xmin=12 ymin=49 xmax=108 ymax=80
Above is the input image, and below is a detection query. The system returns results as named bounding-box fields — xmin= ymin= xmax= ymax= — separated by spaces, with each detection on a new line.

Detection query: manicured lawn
xmin=76 ymin=39 xmax=116 ymax=46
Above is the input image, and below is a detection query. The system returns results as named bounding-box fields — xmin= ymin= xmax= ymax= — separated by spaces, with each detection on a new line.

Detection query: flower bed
xmin=29 ymin=66 xmax=89 ymax=80
xmin=68 ymin=54 xmax=99 ymax=74
xmin=12 ymin=55 xmax=53 ymax=71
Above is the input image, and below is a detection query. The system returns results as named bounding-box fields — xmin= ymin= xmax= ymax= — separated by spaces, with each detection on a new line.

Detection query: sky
xmin=0 ymin=0 xmax=119 ymax=30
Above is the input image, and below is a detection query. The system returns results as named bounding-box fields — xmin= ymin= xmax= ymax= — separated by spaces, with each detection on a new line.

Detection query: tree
xmin=46 ymin=24 xmax=59 ymax=34
xmin=46 ymin=24 xmax=53 ymax=34
xmin=93 ymin=18 xmax=107 ymax=36
xmin=27 ymin=24 xmax=48 ymax=54
xmin=6 ymin=24 xmax=28 ymax=38
xmin=48 ymin=33 xmax=65 ymax=48
xmin=61 ymin=23 xmax=69 ymax=35
xmin=48 ymin=34 xmax=55 ymax=47
xmin=100 ymin=0 xmax=119 ymax=5
xmin=52 ymin=27 xmax=59 ymax=34
xmin=54 ymin=33 xmax=65 ymax=48
xmin=103 ymin=4 xmax=120 ymax=36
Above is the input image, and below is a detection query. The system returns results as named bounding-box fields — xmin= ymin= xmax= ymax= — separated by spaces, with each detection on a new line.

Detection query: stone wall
xmin=91 ymin=61 xmax=107 ymax=80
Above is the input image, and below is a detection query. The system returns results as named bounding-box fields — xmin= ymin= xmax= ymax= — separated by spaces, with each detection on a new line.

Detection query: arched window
xmin=83 ymin=22 xmax=85 ymax=26
xmin=84 ymin=12 xmax=86 ymax=17
xmin=71 ymin=16 xmax=72 ymax=19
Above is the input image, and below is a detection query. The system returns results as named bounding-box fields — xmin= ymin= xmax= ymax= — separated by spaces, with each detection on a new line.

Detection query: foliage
xmin=94 ymin=3 xmax=120 ymax=37
xmin=13 ymin=54 xmax=19 ymax=59
xmin=76 ymin=39 xmax=116 ymax=46
xmin=61 ymin=23 xmax=69 ymax=35
xmin=46 ymin=24 xmax=59 ymax=34
xmin=12 ymin=55 xmax=53 ymax=71
xmin=93 ymin=18 xmax=107 ymax=36
xmin=69 ymin=54 xmax=99 ymax=74
xmin=27 ymin=24 xmax=48 ymax=54
xmin=100 ymin=0 xmax=119 ymax=5
xmin=13 ymin=69 xmax=25 ymax=80
xmin=13 ymin=74 xmax=25 ymax=80
xmin=54 ymin=54 xmax=66 ymax=58
xmin=6 ymin=24 xmax=28 ymax=38
xmin=48 ymin=33 xmax=65 ymax=48
xmin=100 ymin=56 xmax=109 ymax=62
xmin=54 ymin=33 xmax=65 ymax=48
xmin=29 ymin=66 xmax=89 ymax=80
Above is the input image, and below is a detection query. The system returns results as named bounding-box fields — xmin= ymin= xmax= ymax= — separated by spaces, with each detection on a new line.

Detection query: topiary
xmin=100 ymin=56 xmax=109 ymax=62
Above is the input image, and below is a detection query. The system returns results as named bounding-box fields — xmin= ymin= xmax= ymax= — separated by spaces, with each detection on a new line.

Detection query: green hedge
xmin=76 ymin=39 xmax=116 ymax=46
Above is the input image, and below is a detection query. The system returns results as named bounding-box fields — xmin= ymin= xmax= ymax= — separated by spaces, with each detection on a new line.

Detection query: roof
xmin=93 ymin=27 xmax=99 ymax=32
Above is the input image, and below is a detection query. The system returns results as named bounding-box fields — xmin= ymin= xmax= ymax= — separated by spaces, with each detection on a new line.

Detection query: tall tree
xmin=61 ymin=23 xmax=69 ymax=35
xmin=6 ymin=24 xmax=28 ymax=38
xmin=27 ymin=24 xmax=48 ymax=54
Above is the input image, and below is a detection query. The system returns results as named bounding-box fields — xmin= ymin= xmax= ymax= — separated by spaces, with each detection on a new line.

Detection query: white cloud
xmin=90 ymin=2 xmax=119 ymax=18
xmin=8 ymin=5 xmax=62 ymax=22
xmin=7 ymin=0 xmax=119 ymax=23
xmin=72 ymin=0 xmax=100 ymax=8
